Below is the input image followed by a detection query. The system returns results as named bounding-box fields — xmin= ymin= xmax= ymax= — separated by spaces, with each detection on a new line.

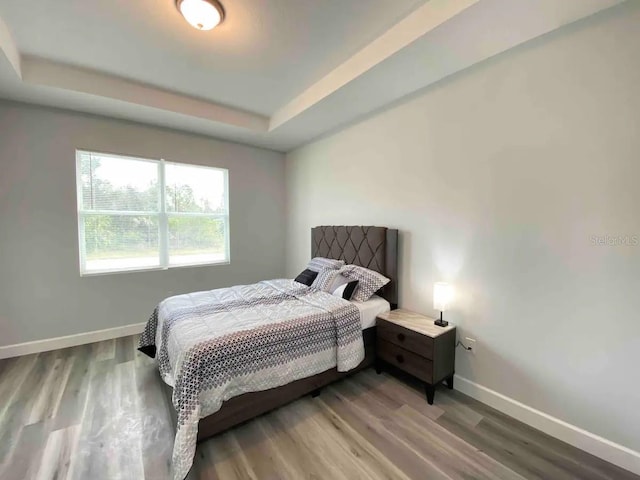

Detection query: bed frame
xmin=165 ymin=226 xmax=399 ymax=441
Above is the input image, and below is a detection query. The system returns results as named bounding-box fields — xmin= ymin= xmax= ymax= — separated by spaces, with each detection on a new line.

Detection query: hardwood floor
xmin=0 ymin=335 xmax=637 ymax=480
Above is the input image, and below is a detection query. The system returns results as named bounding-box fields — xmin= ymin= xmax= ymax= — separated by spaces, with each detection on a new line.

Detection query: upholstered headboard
xmin=311 ymin=226 xmax=398 ymax=308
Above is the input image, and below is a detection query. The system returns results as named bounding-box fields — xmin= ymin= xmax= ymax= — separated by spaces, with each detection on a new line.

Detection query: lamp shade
xmin=433 ymin=282 xmax=453 ymax=312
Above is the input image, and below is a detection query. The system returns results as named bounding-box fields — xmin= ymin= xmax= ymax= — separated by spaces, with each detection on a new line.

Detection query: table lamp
xmin=433 ymin=282 xmax=453 ymax=327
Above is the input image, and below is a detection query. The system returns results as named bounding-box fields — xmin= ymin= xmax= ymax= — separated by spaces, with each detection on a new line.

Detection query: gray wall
xmin=286 ymin=3 xmax=640 ymax=452
xmin=0 ymin=102 xmax=286 ymax=346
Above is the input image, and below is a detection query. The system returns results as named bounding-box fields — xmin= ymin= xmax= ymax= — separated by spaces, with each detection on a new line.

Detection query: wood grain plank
xmin=437 ymin=410 xmax=580 ymax=480
xmin=112 ymin=361 xmax=146 ymax=479
xmin=394 ymin=404 xmax=527 ymax=480
xmin=270 ymin=400 xmax=367 ymax=480
xmin=206 ymin=430 xmax=258 ymax=480
xmin=0 ymin=354 xmax=38 ymax=406
xmin=0 ymin=351 xmax=58 ymax=464
xmin=115 ymin=336 xmax=135 ymax=364
xmin=133 ymin=349 xmax=174 ymax=479
xmin=1 ymin=338 xmax=637 ymax=480
xmin=322 ymin=384 xmax=453 ymax=480
xmin=35 ymin=424 xmax=81 ymax=480
xmin=355 ymin=369 xmax=446 ymax=420
xmin=0 ymin=420 xmax=49 ymax=480
xmin=480 ymin=415 xmax=630 ymax=480
xmin=26 ymin=355 xmax=75 ymax=426
xmin=66 ymin=360 xmax=117 ymax=480
xmin=431 ymin=388 xmax=484 ymax=428
xmin=92 ymin=339 xmax=116 ymax=361
xmin=51 ymin=344 xmax=93 ymax=431
xmin=274 ymin=399 xmax=402 ymax=480
xmin=228 ymin=418 xmax=289 ymax=480
xmin=187 ymin=443 xmax=222 ymax=480
xmin=459 ymin=391 xmax=640 ymax=480
xmin=336 ymin=378 xmax=521 ymax=480
xmin=253 ymin=414 xmax=325 ymax=480
xmin=309 ymin=397 xmax=412 ymax=480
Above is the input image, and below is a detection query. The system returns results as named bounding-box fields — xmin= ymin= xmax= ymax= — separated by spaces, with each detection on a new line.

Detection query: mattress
xmin=353 ymin=294 xmax=390 ymax=329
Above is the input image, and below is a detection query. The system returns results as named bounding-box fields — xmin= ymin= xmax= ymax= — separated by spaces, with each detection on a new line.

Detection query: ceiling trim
xmin=20 ymin=57 xmax=269 ymax=132
xmin=269 ymin=0 xmax=479 ymax=131
xmin=0 ymin=14 xmax=20 ymax=79
xmin=2 ymin=2 xmax=488 ymax=135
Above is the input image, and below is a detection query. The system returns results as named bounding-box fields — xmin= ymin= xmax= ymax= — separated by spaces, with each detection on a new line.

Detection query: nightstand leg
xmin=375 ymin=360 xmax=382 ymax=375
xmin=425 ymin=384 xmax=435 ymax=405
xmin=445 ymin=375 xmax=454 ymax=390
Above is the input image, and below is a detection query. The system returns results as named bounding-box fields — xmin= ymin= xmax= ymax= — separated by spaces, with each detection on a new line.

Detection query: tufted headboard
xmin=311 ymin=226 xmax=398 ymax=309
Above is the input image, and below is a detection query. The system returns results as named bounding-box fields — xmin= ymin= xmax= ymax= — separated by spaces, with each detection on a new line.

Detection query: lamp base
xmin=434 ymin=319 xmax=449 ymax=327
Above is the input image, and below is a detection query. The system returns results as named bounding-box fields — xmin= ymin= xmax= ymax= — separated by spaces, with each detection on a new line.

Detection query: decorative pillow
xmin=311 ymin=269 xmax=340 ymax=291
xmin=294 ymin=268 xmax=318 ymax=286
xmin=331 ymin=279 xmax=359 ymax=300
xmin=340 ymin=265 xmax=390 ymax=302
xmin=311 ymin=270 xmax=359 ymax=300
xmin=306 ymin=257 xmax=345 ymax=273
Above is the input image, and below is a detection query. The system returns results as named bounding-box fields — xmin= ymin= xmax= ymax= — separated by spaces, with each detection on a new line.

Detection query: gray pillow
xmin=306 ymin=257 xmax=345 ymax=273
xmin=311 ymin=269 xmax=340 ymax=291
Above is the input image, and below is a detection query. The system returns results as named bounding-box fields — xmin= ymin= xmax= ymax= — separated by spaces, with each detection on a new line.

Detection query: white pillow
xmin=331 ymin=278 xmax=359 ymax=300
xmin=340 ymin=265 xmax=390 ymax=302
xmin=311 ymin=271 xmax=359 ymax=301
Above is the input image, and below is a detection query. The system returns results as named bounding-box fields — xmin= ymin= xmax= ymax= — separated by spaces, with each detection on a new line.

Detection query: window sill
xmin=80 ymin=260 xmax=231 ymax=277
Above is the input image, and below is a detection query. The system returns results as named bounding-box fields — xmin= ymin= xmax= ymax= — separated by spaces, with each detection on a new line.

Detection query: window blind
xmin=76 ymin=150 xmax=229 ymax=275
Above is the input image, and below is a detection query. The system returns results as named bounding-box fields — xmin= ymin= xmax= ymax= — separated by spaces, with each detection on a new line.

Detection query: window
xmin=76 ymin=150 xmax=229 ymax=275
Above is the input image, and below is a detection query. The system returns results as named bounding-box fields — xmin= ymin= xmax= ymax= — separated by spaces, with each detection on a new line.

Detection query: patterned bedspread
xmin=138 ymin=279 xmax=364 ymax=480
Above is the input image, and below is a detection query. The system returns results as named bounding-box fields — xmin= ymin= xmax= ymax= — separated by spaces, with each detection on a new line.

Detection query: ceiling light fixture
xmin=176 ymin=0 xmax=224 ymax=31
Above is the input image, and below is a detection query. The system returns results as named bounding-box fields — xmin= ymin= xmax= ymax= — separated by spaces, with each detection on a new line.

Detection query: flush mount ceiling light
xmin=176 ymin=0 xmax=225 ymax=31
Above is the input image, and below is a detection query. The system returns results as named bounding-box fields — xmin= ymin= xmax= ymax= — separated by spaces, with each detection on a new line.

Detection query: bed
xmin=139 ymin=225 xmax=398 ymax=479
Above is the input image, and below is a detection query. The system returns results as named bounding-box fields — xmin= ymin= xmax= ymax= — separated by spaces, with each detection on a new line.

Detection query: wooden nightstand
xmin=375 ymin=309 xmax=456 ymax=405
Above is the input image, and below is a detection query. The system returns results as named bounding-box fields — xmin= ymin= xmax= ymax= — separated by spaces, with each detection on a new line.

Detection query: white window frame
xmin=76 ymin=150 xmax=230 ymax=276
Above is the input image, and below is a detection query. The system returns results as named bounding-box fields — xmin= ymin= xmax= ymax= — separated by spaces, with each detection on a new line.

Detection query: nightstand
xmin=375 ymin=309 xmax=456 ymax=405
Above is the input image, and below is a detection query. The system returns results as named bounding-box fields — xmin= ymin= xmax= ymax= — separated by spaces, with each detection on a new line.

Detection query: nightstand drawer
xmin=376 ymin=339 xmax=433 ymax=383
xmin=377 ymin=319 xmax=433 ymax=358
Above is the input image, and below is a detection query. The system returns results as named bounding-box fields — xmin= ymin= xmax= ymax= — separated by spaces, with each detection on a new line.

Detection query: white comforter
xmin=139 ymin=279 xmax=364 ymax=479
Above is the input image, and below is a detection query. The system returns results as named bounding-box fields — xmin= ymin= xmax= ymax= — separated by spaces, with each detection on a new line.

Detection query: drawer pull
xmin=397 ymin=333 xmax=405 ymax=342
xmin=396 ymin=354 xmax=404 ymax=363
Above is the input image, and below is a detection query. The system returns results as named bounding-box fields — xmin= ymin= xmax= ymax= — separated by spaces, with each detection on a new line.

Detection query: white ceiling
xmin=0 ymin=0 xmax=424 ymax=116
xmin=0 ymin=0 xmax=625 ymax=152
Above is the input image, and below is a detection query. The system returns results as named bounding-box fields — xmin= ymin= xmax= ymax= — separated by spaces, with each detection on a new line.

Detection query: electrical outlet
xmin=465 ymin=337 xmax=477 ymax=355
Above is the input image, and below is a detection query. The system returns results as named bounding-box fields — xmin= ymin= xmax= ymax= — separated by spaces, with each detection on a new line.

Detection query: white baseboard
xmin=454 ymin=374 xmax=640 ymax=476
xmin=0 ymin=322 xmax=146 ymax=359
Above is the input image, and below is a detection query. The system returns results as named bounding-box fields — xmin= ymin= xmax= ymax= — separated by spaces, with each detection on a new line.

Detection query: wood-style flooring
xmin=0 ymin=335 xmax=637 ymax=480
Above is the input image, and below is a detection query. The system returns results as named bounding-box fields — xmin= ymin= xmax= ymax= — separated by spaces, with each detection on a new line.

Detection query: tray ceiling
xmin=0 ymin=0 xmax=625 ymax=151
